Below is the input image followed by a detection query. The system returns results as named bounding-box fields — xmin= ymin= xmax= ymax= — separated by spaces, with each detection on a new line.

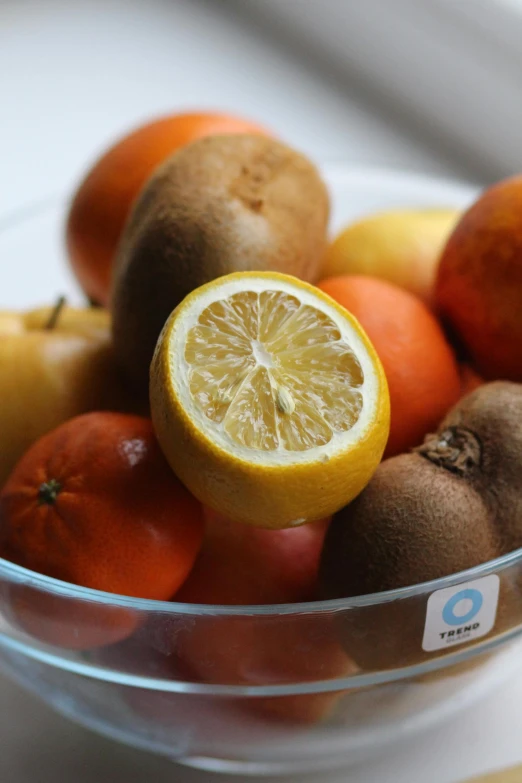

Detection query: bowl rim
xmin=0 ymin=162 xmax=481 ymax=234
xmin=2 ymin=547 xmax=522 ymax=617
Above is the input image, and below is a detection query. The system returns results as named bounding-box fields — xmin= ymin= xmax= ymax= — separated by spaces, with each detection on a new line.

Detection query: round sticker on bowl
xmin=422 ymin=574 xmax=500 ymax=652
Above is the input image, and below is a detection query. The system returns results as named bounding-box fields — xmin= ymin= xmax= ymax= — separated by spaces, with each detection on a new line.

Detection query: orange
xmin=0 ymin=412 xmax=204 ymax=648
xmin=66 ymin=111 xmax=271 ymax=305
xmin=317 ymin=275 xmax=461 ymax=457
xmin=436 ymin=175 xmax=522 ymax=382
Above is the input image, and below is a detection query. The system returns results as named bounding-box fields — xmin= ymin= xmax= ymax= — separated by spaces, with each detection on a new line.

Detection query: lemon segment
xmin=151 ymin=272 xmax=390 ymax=528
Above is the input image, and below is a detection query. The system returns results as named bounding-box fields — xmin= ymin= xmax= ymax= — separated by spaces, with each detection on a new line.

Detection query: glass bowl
xmin=2 ymin=165 xmax=521 ymax=776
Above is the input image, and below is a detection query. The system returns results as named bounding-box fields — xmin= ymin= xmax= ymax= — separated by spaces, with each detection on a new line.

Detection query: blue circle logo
xmin=442 ymin=589 xmax=483 ymax=626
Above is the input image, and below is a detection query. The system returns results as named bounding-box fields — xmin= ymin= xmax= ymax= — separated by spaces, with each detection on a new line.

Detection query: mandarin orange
xmin=318 ymin=275 xmax=461 ymax=456
xmin=0 ymin=412 xmax=204 ymax=648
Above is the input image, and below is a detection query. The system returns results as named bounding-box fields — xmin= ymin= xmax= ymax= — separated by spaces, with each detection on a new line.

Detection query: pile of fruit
xmin=1 ymin=111 xmax=522 ymax=722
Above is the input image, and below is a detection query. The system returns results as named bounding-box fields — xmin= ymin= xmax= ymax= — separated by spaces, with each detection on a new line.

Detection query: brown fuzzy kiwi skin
xmin=320 ymin=381 xmax=522 ymax=671
xmin=111 ymin=134 xmax=330 ymax=391
xmin=436 ymin=381 xmax=522 ymax=552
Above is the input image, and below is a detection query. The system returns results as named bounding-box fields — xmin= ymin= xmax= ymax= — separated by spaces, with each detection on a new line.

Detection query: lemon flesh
xmin=186 ymin=290 xmax=365 ymax=452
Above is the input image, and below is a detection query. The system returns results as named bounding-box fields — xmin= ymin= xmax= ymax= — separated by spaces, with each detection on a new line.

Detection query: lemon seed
xmin=276 ymin=385 xmax=295 ymax=415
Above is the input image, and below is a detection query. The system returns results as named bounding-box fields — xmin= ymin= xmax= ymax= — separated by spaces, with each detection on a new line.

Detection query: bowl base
xmin=178 ymin=753 xmax=366 ymax=776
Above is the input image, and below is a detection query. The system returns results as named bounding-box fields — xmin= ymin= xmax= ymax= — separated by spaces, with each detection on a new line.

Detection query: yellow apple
xmin=321 ymin=208 xmax=460 ymax=304
xmin=0 ymin=300 xmax=136 ymax=486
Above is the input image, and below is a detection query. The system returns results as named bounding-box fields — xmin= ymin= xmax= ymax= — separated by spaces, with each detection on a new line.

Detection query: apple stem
xmin=38 ymin=479 xmax=62 ymax=506
xmin=45 ymin=296 xmax=66 ymax=330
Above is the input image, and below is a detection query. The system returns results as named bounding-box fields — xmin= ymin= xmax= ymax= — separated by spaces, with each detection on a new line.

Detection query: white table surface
xmin=1 ymin=2 xmax=521 ymax=781
xmin=0 ymin=669 xmax=519 ymax=783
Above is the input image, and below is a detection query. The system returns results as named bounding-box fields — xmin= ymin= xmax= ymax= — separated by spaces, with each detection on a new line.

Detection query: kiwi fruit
xmin=111 ymin=134 xmax=329 ymax=391
xmin=320 ymin=381 xmax=522 ymax=670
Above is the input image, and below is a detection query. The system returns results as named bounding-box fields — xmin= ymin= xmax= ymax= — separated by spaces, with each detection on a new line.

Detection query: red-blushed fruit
xmin=436 ymin=175 xmax=522 ymax=382
xmin=174 ymin=509 xmax=355 ymax=723
xmin=0 ymin=412 xmax=204 ymax=649
xmin=176 ymin=508 xmax=328 ymax=605
xmin=317 ymin=275 xmax=461 ymax=456
xmin=66 ymin=112 xmax=271 ymax=305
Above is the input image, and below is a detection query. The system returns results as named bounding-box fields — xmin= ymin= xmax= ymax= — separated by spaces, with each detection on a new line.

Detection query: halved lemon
xmin=150 ymin=272 xmax=389 ymax=528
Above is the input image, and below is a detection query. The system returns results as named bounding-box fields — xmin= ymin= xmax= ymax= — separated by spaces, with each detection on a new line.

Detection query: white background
xmin=0 ymin=0 xmax=480 ymax=221
xmin=1 ymin=1 xmax=522 ymax=781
